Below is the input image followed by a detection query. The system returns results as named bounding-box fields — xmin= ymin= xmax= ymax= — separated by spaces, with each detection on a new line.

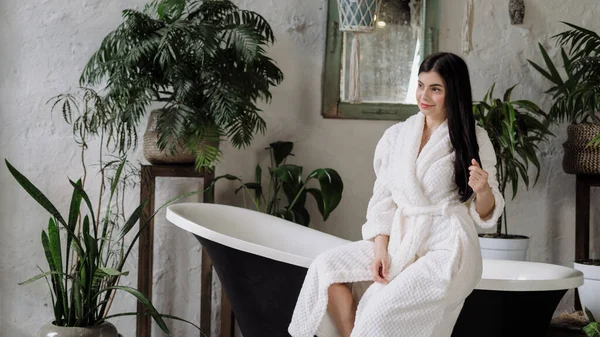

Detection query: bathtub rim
xmin=166 ymin=205 xmax=317 ymax=268
xmin=166 ymin=203 xmax=583 ymax=292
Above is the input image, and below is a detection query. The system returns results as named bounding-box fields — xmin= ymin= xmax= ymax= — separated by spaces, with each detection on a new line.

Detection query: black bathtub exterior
xmin=196 ymin=236 xmax=568 ymax=337
xmin=196 ymin=236 xmax=308 ymax=337
xmin=451 ymin=288 xmax=567 ymax=337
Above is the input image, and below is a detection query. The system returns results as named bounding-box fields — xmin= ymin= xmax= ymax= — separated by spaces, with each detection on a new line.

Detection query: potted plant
xmin=207 ymin=141 xmax=344 ymax=226
xmin=527 ymin=21 xmax=600 ymax=175
xmin=528 ymin=21 xmax=600 ymax=320
xmin=584 ymin=308 xmax=600 ymax=336
xmin=79 ymin=0 xmax=284 ymax=169
xmin=473 ymin=83 xmax=553 ymax=261
xmin=6 ymin=93 xmax=200 ymax=336
xmin=575 ymin=261 xmax=600 ymax=327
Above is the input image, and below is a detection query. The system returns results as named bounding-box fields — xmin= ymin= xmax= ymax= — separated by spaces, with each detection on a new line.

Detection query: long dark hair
xmin=418 ymin=52 xmax=480 ymax=202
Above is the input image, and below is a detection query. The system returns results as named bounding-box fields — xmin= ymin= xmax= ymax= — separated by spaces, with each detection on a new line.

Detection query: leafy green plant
xmin=473 ymin=84 xmax=553 ymax=236
xmin=527 ymin=21 xmax=600 ymax=147
xmin=79 ymin=0 xmax=284 ymax=169
xmin=208 ymin=141 xmax=344 ymax=226
xmin=5 ymin=159 xmax=200 ymax=333
xmin=7 ymin=92 xmax=200 ymax=334
xmin=584 ymin=308 xmax=600 ymax=337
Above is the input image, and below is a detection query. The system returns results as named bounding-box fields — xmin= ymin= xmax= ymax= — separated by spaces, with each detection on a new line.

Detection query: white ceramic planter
xmin=479 ymin=236 xmax=530 ymax=261
xmin=573 ymin=261 xmax=600 ymax=320
xmin=37 ymin=322 xmax=119 ymax=337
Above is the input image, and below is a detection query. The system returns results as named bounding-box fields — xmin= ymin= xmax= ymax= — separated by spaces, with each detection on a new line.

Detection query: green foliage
xmin=8 ymin=93 xmax=201 ymax=334
xmin=584 ymin=308 xmax=600 ymax=337
xmin=527 ymin=21 xmax=600 ymax=147
xmin=473 ymin=84 xmax=553 ymax=235
xmin=208 ymin=141 xmax=344 ymax=226
xmin=78 ymin=0 xmax=284 ymax=169
xmin=6 ymin=159 xmax=200 ymax=333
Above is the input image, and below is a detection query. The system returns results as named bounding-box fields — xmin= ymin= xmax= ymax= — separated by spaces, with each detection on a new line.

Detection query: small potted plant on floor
xmin=79 ymin=0 xmax=284 ymax=169
xmin=584 ymin=308 xmax=600 ymax=336
xmin=207 ymin=141 xmax=344 ymax=226
xmin=473 ymin=83 xmax=553 ymax=261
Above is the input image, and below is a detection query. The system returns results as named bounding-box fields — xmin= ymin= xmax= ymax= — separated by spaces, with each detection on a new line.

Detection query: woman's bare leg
xmin=327 ymin=283 xmax=357 ymax=337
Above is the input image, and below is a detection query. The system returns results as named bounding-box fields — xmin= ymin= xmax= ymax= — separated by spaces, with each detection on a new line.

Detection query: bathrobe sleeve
xmin=468 ymin=126 xmax=506 ymax=229
xmin=362 ymin=126 xmax=398 ymax=241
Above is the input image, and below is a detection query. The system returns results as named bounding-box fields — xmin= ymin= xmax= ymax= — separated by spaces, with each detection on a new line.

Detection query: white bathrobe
xmin=288 ymin=111 xmax=505 ymax=337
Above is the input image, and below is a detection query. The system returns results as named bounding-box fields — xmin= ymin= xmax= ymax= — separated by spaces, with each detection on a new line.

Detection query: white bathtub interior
xmin=166 ymin=203 xmax=350 ymax=268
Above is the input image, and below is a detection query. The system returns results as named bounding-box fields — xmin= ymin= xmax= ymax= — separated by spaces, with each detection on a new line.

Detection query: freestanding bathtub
xmin=166 ymin=203 xmax=583 ymax=337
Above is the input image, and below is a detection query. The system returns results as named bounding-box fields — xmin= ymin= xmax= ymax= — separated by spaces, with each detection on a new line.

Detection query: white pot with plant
xmin=574 ymin=261 xmax=600 ymax=325
xmin=529 ymin=21 xmax=600 ymax=319
xmin=472 ymin=83 xmax=553 ymax=261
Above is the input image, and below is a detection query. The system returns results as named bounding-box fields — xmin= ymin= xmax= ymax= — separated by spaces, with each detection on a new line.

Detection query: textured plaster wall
xmin=1 ymin=0 xmax=599 ymax=336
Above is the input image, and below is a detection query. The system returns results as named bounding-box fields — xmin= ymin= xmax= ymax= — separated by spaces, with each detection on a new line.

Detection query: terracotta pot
xmin=37 ymin=322 xmax=119 ymax=337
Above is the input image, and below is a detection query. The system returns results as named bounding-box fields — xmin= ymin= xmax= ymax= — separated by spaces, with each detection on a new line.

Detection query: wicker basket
xmin=562 ymin=123 xmax=600 ymax=174
xmin=143 ymin=110 xmax=219 ymax=165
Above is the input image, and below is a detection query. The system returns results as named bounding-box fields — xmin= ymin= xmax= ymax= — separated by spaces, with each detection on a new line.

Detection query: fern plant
xmin=473 ymin=84 xmax=553 ymax=237
xmin=79 ymin=0 xmax=284 ymax=169
xmin=528 ymin=22 xmax=600 ymax=147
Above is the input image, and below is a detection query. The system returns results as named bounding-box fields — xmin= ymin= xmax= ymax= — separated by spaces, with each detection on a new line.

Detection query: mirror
xmin=323 ymin=0 xmax=440 ymax=120
xmin=340 ymin=0 xmax=422 ymax=105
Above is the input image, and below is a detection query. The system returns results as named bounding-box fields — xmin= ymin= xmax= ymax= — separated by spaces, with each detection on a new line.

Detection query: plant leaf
xmin=587 ymin=307 xmax=597 ymax=323
xmin=6 ymin=160 xmax=67 ymax=227
xmin=99 ymin=286 xmax=170 ymax=334
xmin=102 ymin=312 xmax=202 ymax=333
xmin=271 ymin=165 xmax=302 ymax=184
xmin=583 ymin=322 xmax=600 ymax=337
xmin=307 ymin=168 xmax=344 ymax=221
xmin=41 ymin=229 xmax=65 ymax=325
xmin=96 ymin=267 xmax=129 ymax=277
xmin=117 ymin=202 xmax=146 ymax=241
xmin=269 ymin=141 xmax=294 ymax=166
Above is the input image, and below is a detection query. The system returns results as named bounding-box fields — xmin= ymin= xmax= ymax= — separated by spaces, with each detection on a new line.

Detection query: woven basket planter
xmin=143 ymin=110 xmax=219 ymax=165
xmin=562 ymin=123 xmax=600 ymax=174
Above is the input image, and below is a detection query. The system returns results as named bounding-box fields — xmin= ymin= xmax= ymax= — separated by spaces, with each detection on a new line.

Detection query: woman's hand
xmin=468 ymin=159 xmax=492 ymax=195
xmin=371 ymin=235 xmax=390 ymax=284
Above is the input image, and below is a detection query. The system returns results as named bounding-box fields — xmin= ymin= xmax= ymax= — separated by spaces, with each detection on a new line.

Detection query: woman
xmin=288 ymin=52 xmax=505 ymax=337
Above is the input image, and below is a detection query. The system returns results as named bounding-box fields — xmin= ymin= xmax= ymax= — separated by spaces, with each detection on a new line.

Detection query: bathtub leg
xmin=221 ymin=291 xmax=234 ymax=337
xmin=201 ymin=249 xmax=213 ymax=337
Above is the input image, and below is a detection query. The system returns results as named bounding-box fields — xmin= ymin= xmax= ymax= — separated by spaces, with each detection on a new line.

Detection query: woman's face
xmin=416 ymin=71 xmax=447 ymax=119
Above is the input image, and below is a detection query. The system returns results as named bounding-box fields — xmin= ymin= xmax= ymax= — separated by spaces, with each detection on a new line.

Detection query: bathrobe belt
xmin=388 ymin=202 xmax=467 ymax=278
